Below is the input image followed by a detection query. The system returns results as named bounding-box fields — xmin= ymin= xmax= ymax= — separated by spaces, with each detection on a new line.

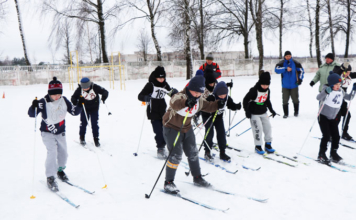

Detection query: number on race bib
xmin=332 ymin=94 xmax=341 ymax=104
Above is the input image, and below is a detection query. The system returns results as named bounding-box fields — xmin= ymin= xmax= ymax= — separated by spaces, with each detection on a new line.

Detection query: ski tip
xmin=30 ymin=195 xmax=36 ymax=199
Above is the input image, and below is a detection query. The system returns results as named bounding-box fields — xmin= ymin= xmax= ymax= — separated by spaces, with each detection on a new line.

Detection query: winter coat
xmin=275 ymin=58 xmax=304 ymax=89
xmin=71 ymin=83 xmax=109 ymax=112
xmin=28 ymin=95 xmax=82 ymax=134
xmin=317 ymin=84 xmax=354 ymax=120
xmin=138 ymin=72 xmax=173 ymax=120
xmin=312 ymin=61 xmax=340 ymax=92
xmin=243 ymin=83 xmax=275 ymax=115
xmin=201 ymin=95 xmax=240 ymax=119
xmin=163 ymin=87 xmax=219 ymax=133
xmin=199 ymin=62 xmax=221 ymax=79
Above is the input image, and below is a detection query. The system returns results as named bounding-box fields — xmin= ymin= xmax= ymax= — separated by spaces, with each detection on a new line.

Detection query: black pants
xmin=151 ymin=119 xmax=166 ymax=149
xmin=202 ymin=115 xmax=226 ymax=152
xmin=337 ymin=101 xmax=351 ymax=134
xmin=80 ymin=110 xmax=99 ymax=138
xmin=318 ymin=114 xmax=340 ymax=155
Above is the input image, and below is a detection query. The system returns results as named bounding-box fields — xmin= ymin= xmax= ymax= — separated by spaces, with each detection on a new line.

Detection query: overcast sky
xmin=0 ymin=0 xmax=354 ymax=64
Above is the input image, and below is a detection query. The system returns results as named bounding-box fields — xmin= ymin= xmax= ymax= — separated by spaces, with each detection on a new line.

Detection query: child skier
xmin=138 ymin=66 xmax=178 ymax=158
xmin=28 ymin=77 xmax=83 ymax=191
xmin=71 ymin=77 xmax=109 ymax=147
xmin=243 ymin=71 xmax=277 ymax=155
xmin=202 ymin=81 xmax=241 ymax=162
xmin=316 ymin=73 xmax=356 ymax=164
xmin=162 ymin=75 xmax=225 ymax=194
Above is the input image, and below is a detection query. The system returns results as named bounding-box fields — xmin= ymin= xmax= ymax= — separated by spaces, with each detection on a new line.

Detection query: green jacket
xmin=312 ymin=61 xmax=340 ymax=92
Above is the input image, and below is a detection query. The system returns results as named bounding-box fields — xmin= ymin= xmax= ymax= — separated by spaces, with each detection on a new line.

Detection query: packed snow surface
xmin=1 ymin=73 xmax=356 ymax=220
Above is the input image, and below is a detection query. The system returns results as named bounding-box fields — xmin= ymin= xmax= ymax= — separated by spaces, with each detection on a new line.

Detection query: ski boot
xmin=341 ymin=132 xmax=353 ymax=141
xmin=255 ymin=145 xmax=265 ymax=155
xmin=47 ymin=176 xmax=59 ymax=192
xmin=80 ymin=135 xmax=86 ymax=146
xmin=193 ymin=175 xmax=211 ymax=188
xmin=57 ymin=171 xmax=69 ymax=182
xmin=157 ymin=148 xmax=168 ymax=159
xmin=219 ymin=150 xmax=231 ymax=162
xmin=330 ymin=150 xmax=343 ymax=163
xmin=164 ymin=180 xmax=179 ymax=194
xmin=94 ymin=137 xmax=100 ymax=147
xmin=264 ymin=142 xmax=275 ymax=154
xmin=204 ymin=150 xmax=214 ymax=162
xmin=317 ymin=152 xmax=331 ymax=165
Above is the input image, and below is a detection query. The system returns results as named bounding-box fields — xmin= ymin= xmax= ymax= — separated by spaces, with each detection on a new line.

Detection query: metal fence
xmin=0 ymin=58 xmax=354 ymax=86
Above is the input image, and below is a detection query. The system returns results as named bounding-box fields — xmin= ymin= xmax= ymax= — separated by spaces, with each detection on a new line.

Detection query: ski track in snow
xmin=1 ymin=73 xmax=356 ymax=220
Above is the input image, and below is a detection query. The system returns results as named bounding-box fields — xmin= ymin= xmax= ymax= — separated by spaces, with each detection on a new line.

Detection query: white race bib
xmin=152 ymin=85 xmax=169 ymax=99
xmin=82 ymin=89 xmax=97 ymax=101
xmin=46 ymin=97 xmax=67 ymax=124
xmin=324 ymin=90 xmax=343 ymax=108
xmin=254 ymin=90 xmax=269 ymax=104
xmin=176 ymin=101 xmax=200 ymax=117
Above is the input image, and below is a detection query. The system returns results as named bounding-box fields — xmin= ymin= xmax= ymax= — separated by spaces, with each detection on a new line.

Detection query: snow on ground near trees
xmin=1 ymin=73 xmax=356 ymax=220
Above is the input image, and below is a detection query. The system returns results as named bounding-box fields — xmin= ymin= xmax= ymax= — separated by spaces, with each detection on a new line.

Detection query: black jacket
xmin=71 ymin=83 xmax=108 ymax=112
xmin=138 ymin=73 xmax=172 ymax=120
xmin=243 ymin=83 xmax=274 ymax=115
xmin=201 ymin=95 xmax=240 ymax=119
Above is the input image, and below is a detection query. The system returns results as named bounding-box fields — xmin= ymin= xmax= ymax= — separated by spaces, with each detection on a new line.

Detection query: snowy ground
xmin=1 ymin=73 xmax=356 ymax=220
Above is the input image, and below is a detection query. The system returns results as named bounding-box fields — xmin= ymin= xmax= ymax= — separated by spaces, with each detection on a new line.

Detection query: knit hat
xmin=80 ymin=77 xmax=92 ymax=89
xmin=213 ymin=82 xmax=228 ymax=97
xmin=187 ymin=75 xmax=206 ymax=93
xmin=284 ymin=51 xmax=292 ymax=57
xmin=195 ymin=69 xmax=204 ymax=76
xmin=153 ymin=66 xmax=166 ymax=78
xmin=205 ymin=72 xmax=217 ymax=84
xmin=325 ymin=53 xmax=335 ymax=60
xmin=48 ymin=77 xmax=63 ymax=95
xmin=258 ymin=71 xmax=271 ymax=85
xmin=341 ymin=62 xmax=352 ymax=72
xmin=206 ymin=53 xmax=214 ymax=60
xmin=328 ymin=72 xmax=342 ymax=88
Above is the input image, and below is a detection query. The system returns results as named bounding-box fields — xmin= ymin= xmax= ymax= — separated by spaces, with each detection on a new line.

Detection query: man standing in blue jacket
xmin=275 ymin=51 xmax=305 ymax=118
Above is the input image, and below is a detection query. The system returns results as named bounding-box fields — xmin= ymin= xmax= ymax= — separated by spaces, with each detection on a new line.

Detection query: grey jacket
xmin=317 ymin=85 xmax=354 ymax=120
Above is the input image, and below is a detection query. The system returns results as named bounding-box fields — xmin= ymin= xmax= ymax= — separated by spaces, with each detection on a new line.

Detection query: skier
xmin=243 ymin=71 xmax=277 ymax=155
xmin=199 ymin=53 xmax=221 ymax=80
xmin=138 ymin=66 xmax=178 ymax=158
xmin=316 ymin=73 xmax=356 ymax=164
xmin=275 ymin=51 xmax=304 ymax=118
xmin=71 ymin=77 xmax=109 ymax=147
xmin=162 ymin=75 xmax=225 ymax=194
xmin=28 ymin=77 xmax=83 ymax=191
xmin=333 ymin=63 xmax=356 ymax=141
xmin=201 ymin=81 xmax=242 ymax=162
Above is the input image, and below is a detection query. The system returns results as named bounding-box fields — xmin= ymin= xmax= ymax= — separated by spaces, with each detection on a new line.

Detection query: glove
xmin=353 ymin=83 xmax=356 ymax=91
xmin=270 ymin=110 xmax=277 ymax=118
xmin=185 ymin=97 xmax=197 ymax=108
xmin=310 ymin=81 xmax=315 ymax=87
xmin=325 ymin=87 xmax=332 ymax=94
xmin=101 ymin=95 xmax=108 ymax=104
xmin=297 ymin=79 xmax=303 ymax=85
xmin=235 ymin=102 xmax=241 ymax=110
xmin=245 ymin=111 xmax=251 ymax=119
xmin=78 ymin=96 xmax=86 ymax=105
xmin=31 ymin=99 xmax=39 ymax=109
xmin=170 ymin=88 xmax=178 ymax=96
xmin=217 ymin=100 xmax=225 ymax=109
xmin=144 ymin=95 xmax=151 ymax=102
xmin=226 ymin=82 xmax=233 ymax=88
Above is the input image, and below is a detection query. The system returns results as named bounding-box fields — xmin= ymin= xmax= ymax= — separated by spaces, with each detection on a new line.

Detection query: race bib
xmin=46 ymin=97 xmax=67 ymax=124
xmin=176 ymin=101 xmax=200 ymax=117
xmin=152 ymin=85 xmax=169 ymax=99
xmin=324 ymin=90 xmax=343 ymax=108
xmin=254 ymin=90 xmax=268 ymax=104
xmin=82 ymin=89 xmax=97 ymax=101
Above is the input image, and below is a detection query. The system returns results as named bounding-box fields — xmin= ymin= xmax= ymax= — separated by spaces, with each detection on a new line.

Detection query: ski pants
xmin=318 ymin=114 xmax=340 ymax=155
xmin=250 ymin=113 xmax=272 ymax=146
xmin=163 ymin=126 xmax=201 ymax=181
xmin=282 ymin=87 xmax=299 ymax=105
xmin=80 ymin=110 xmax=99 ymax=138
xmin=151 ymin=119 xmax=166 ymax=149
xmin=337 ymin=100 xmax=351 ymax=134
xmin=202 ymin=115 xmax=226 ymax=152
xmin=41 ymin=132 xmax=68 ymax=178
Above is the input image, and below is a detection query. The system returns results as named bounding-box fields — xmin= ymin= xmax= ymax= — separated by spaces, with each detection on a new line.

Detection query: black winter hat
xmin=325 ymin=53 xmax=335 ymax=60
xmin=284 ymin=51 xmax=292 ymax=57
xmin=187 ymin=75 xmax=206 ymax=93
xmin=206 ymin=53 xmax=214 ymax=60
xmin=213 ymin=81 xmax=228 ymax=97
xmin=341 ymin=62 xmax=352 ymax=72
xmin=153 ymin=66 xmax=166 ymax=78
xmin=205 ymin=72 xmax=216 ymax=84
xmin=258 ymin=71 xmax=271 ymax=85
xmin=48 ymin=77 xmax=63 ymax=95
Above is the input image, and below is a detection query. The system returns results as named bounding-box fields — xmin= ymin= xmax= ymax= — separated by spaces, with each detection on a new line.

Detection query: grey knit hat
xmin=206 ymin=53 xmax=214 ymax=60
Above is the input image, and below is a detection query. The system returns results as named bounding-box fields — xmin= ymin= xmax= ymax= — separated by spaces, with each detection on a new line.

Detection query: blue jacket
xmin=28 ymin=95 xmax=82 ymax=134
xmin=275 ymin=58 xmax=304 ymax=89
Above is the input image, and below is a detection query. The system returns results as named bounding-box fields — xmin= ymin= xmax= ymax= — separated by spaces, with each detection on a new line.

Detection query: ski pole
xmin=294 ymin=99 xmax=328 ymax=159
xmin=134 ymin=102 xmax=146 ymax=156
xmin=186 ymin=110 xmax=219 ymax=176
xmin=82 ymin=99 xmax=108 ymax=189
xmin=228 ymin=79 xmax=232 ymax=137
xmin=194 ymin=115 xmax=212 ymax=134
xmin=104 ymin=103 xmax=112 ymax=115
xmin=145 ymin=108 xmax=191 ymax=199
xmin=30 ymin=97 xmax=38 ymax=199
xmin=226 ymin=117 xmax=246 ymax=135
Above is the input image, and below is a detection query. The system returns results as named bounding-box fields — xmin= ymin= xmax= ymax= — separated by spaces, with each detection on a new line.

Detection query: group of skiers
xmin=28 ymin=51 xmax=356 ymax=194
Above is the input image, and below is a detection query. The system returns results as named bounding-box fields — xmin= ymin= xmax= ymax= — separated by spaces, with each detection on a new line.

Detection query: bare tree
xmin=42 ymin=0 xmax=124 ymax=63
xmin=325 ymin=0 xmax=335 ymax=55
xmin=0 ymin=0 xmax=7 ymax=22
xmin=250 ymin=0 xmax=265 ymax=72
xmin=14 ymin=0 xmax=30 ymax=65
xmin=306 ymin=0 xmax=314 ymax=58
xmin=315 ymin=0 xmax=322 ymax=67
xmin=137 ymin=29 xmax=152 ymax=61
xmin=127 ymin=0 xmax=165 ymax=61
